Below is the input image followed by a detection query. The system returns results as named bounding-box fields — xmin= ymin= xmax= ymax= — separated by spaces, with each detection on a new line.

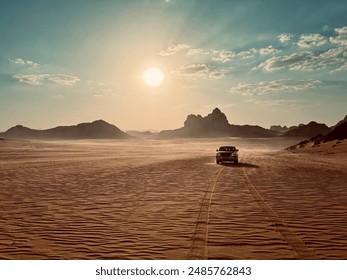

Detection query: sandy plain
xmin=0 ymin=138 xmax=346 ymax=259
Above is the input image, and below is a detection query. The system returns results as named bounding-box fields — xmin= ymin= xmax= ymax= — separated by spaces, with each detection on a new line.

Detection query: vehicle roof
xmin=219 ymin=146 xmax=236 ymax=148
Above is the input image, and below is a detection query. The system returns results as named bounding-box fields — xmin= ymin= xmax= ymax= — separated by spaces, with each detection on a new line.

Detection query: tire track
xmin=187 ymin=167 xmax=223 ymax=259
xmin=242 ymin=168 xmax=318 ymax=259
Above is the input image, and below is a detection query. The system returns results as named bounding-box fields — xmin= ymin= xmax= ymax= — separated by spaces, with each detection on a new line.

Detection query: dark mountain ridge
xmin=286 ymin=122 xmax=347 ymax=150
xmin=0 ymin=120 xmax=131 ymax=140
xmin=2 ymin=111 xmax=345 ymax=141
xmin=270 ymin=125 xmax=289 ymax=132
xmin=331 ymin=115 xmax=347 ymax=129
xmin=158 ymin=108 xmax=278 ymax=138
xmin=324 ymin=122 xmax=347 ymax=142
xmin=282 ymin=121 xmax=331 ymax=138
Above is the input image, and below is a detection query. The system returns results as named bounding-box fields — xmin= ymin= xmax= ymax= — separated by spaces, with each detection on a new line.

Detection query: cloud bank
xmin=278 ymin=33 xmax=293 ymax=43
xmin=230 ymin=79 xmax=321 ymax=96
xmin=159 ymin=25 xmax=347 ymax=76
xmin=171 ymin=64 xmax=227 ymax=79
xmin=159 ymin=44 xmax=190 ymax=56
xmin=297 ymin=34 xmax=327 ymax=48
xmin=13 ymin=74 xmax=80 ymax=86
xmin=259 ymin=47 xmax=347 ymax=72
xmin=9 ymin=58 xmax=40 ymax=69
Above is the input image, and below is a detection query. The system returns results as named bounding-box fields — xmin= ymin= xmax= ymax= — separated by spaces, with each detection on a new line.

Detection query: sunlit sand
xmin=0 ymin=138 xmax=346 ymax=259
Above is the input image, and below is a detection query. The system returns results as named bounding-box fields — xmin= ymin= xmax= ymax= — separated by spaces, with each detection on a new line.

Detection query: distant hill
xmin=270 ymin=125 xmax=289 ymax=132
xmin=331 ymin=115 xmax=347 ymax=129
xmin=282 ymin=121 xmax=330 ymax=138
xmin=1 ymin=125 xmax=40 ymax=139
xmin=0 ymin=120 xmax=131 ymax=140
xmin=158 ymin=108 xmax=278 ymax=138
xmin=126 ymin=130 xmax=155 ymax=139
xmin=324 ymin=122 xmax=347 ymax=142
xmin=288 ymin=124 xmax=304 ymax=131
xmin=286 ymin=122 xmax=347 ymax=150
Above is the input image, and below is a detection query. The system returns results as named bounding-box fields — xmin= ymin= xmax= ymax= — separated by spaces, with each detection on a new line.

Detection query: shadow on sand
xmin=220 ymin=162 xmax=259 ymax=168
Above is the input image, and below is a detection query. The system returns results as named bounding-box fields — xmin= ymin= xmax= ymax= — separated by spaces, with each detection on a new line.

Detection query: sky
xmin=1 ymin=0 xmax=346 ymax=131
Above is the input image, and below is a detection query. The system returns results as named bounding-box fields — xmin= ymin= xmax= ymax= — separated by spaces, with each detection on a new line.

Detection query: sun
xmin=143 ymin=67 xmax=164 ymax=87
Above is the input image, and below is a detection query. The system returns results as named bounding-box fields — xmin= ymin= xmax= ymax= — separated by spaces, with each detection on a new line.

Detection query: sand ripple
xmin=0 ymin=139 xmax=346 ymax=259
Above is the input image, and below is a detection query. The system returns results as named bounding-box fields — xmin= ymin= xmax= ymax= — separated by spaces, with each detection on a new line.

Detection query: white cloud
xmin=47 ymin=74 xmax=80 ymax=86
xmin=9 ymin=57 xmax=40 ymax=69
xmin=230 ymin=79 xmax=321 ymax=96
xmin=297 ymin=33 xmax=327 ymax=48
xmin=244 ymin=99 xmax=297 ymax=106
xmin=159 ymin=44 xmax=190 ymax=56
xmin=171 ymin=64 xmax=227 ymax=79
xmin=259 ymin=51 xmax=314 ymax=72
xmin=259 ymin=47 xmax=347 ymax=72
xmin=330 ymin=35 xmax=347 ymax=46
xmin=163 ymin=27 xmax=345 ymax=75
xmin=13 ymin=74 xmax=80 ymax=86
xmin=278 ymin=33 xmax=293 ymax=43
xmin=9 ymin=58 xmax=26 ymax=65
xmin=334 ymin=62 xmax=347 ymax=72
xmin=186 ymin=48 xmax=204 ymax=56
xmin=211 ymin=46 xmax=279 ymax=62
xmin=211 ymin=50 xmax=235 ymax=62
xmin=259 ymin=45 xmax=280 ymax=55
xmin=323 ymin=25 xmax=330 ymax=31
xmin=329 ymin=26 xmax=347 ymax=46
xmin=237 ymin=48 xmax=257 ymax=58
xmin=13 ymin=74 xmax=43 ymax=85
xmin=335 ymin=26 xmax=347 ymax=35
xmin=209 ymin=69 xmax=228 ymax=79
xmin=171 ymin=64 xmax=208 ymax=78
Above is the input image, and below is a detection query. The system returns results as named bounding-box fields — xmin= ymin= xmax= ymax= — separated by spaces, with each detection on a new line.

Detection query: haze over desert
xmin=1 ymin=138 xmax=346 ymax=259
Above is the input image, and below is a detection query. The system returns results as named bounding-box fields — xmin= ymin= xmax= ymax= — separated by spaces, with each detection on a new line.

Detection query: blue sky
xmin=1 ymin=0 xmax=346 ymax=131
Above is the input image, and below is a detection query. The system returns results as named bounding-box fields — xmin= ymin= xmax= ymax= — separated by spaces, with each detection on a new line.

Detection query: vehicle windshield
xmin=219 ymin=146 xmax=236 ymax=151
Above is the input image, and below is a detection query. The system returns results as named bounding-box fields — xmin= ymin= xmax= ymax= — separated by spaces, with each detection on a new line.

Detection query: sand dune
xmin=0 ymin=138 xmax=346 ymax=259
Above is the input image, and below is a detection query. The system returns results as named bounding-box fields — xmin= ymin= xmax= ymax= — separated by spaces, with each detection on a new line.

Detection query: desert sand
xmin=0 ymin=138 xmax=346 ymax=259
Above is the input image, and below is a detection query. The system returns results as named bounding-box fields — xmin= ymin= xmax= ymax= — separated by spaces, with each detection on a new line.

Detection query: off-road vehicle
xmin=216 ymin=146 xmax=239 ymax=164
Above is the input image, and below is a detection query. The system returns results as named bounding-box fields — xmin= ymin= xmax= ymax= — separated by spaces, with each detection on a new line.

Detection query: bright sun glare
xmin=143 ymin=67 xmax=164 ymax=87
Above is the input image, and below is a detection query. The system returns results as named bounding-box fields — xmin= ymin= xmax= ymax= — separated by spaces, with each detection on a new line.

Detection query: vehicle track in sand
xmin=187 ymin=161 xmax=318 ymax=260
xmin=242 ymin=167 xmax=318 ymax=259
xmin=187 ymin=167 xmax=224 ymax=259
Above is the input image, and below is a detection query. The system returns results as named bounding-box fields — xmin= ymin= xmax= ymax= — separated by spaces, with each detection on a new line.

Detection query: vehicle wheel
xmin=234 ymin=159 xmax=238 ymax=164
xmin=216 ymin=160 xmax=220 ymax=164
